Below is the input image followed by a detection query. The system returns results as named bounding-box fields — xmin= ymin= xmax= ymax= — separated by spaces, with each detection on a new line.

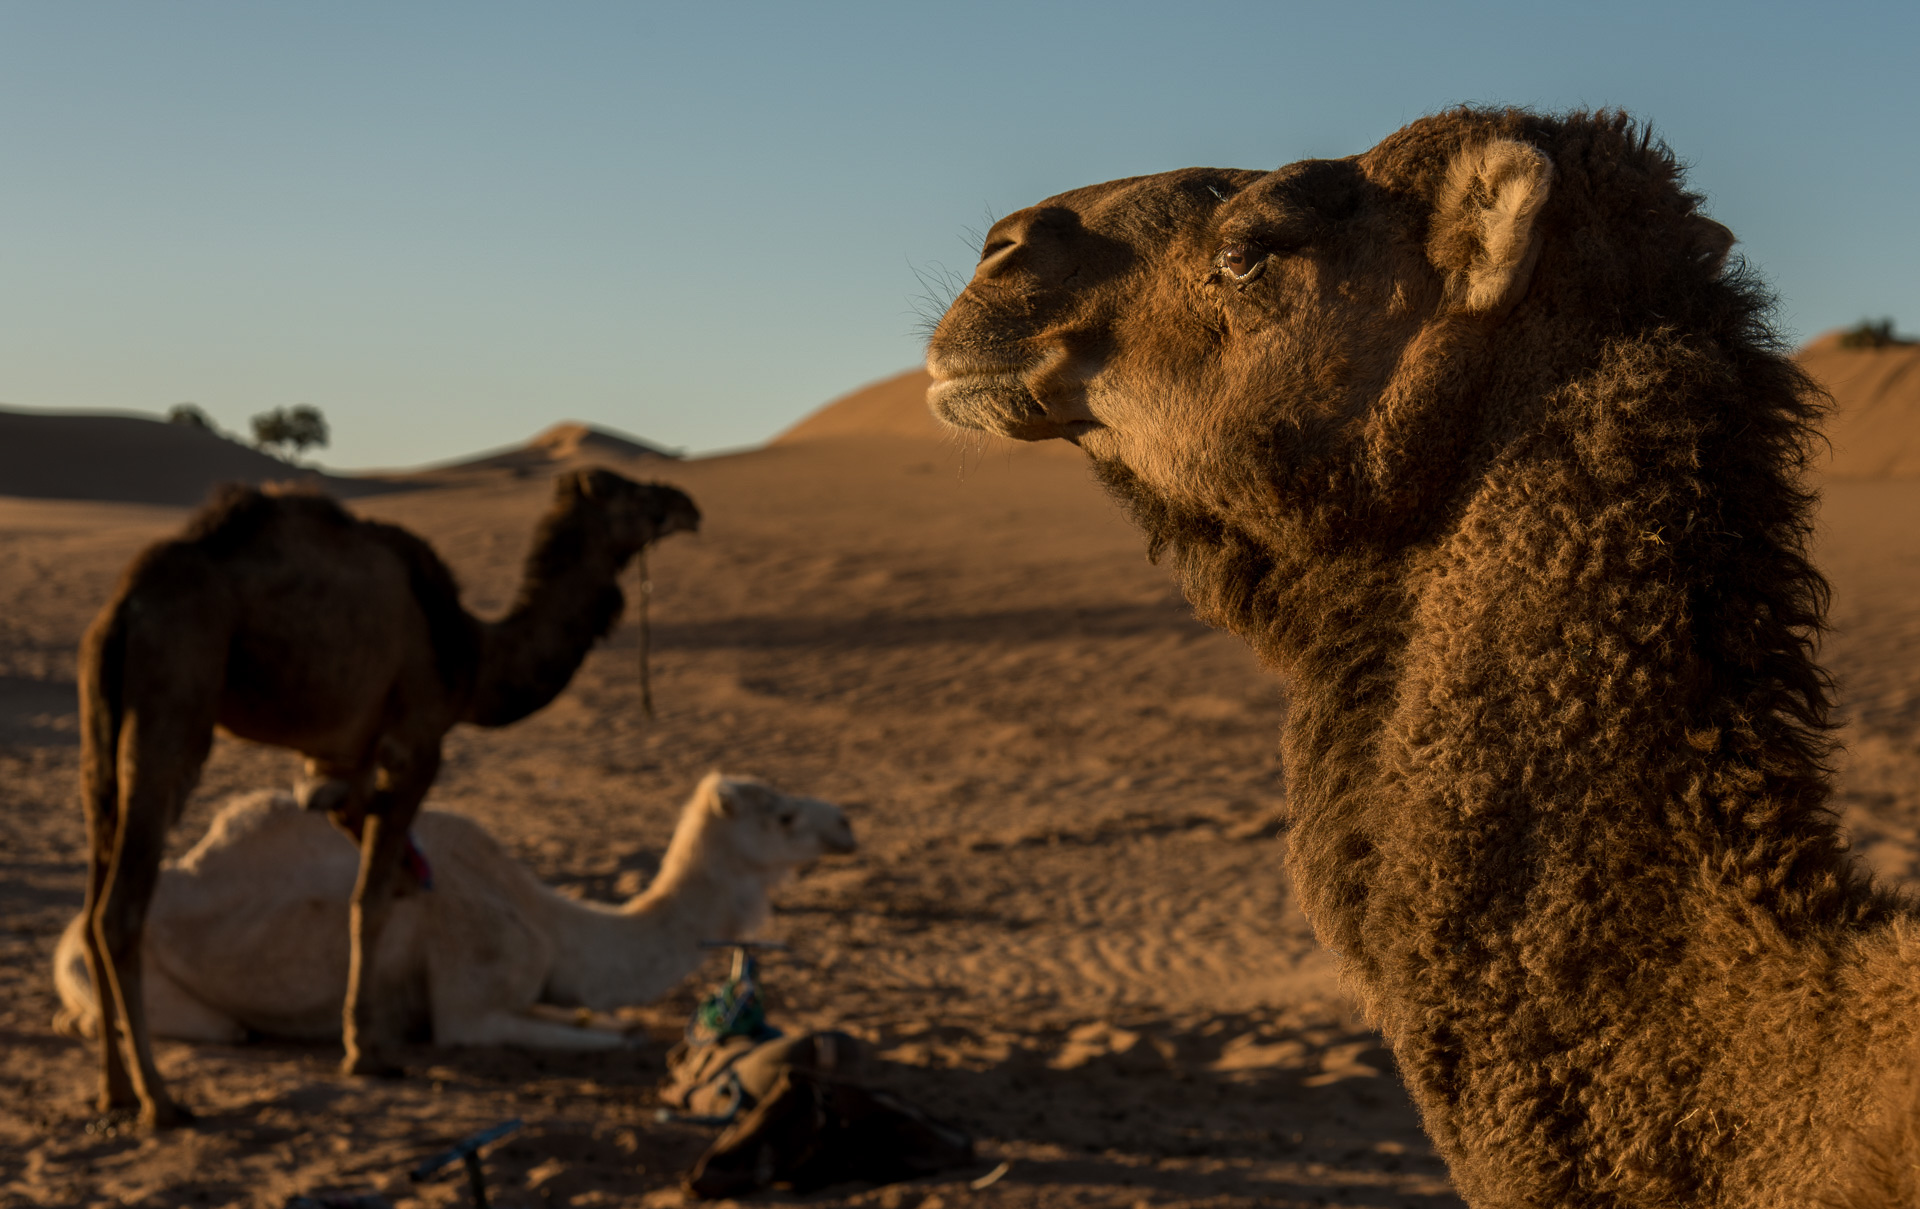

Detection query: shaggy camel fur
xmin=927 ymin=107 xmax=1919 ymax=1208
xmin=54 ymin=774 xmax=854 ymax=1050
xmin=78 ymin=467 xmax=698 ymax=1128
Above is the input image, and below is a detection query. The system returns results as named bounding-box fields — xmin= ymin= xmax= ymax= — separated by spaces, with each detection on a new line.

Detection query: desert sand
xmin=1797 ymin=333 xmax=1920 ymax=480
xmin=0 ymin=347 xmax=1915 ymax=1207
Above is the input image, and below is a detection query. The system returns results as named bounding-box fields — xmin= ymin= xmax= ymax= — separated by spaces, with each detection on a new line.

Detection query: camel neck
xmin=538 ymin=818 xmax=768 ymax=1008
xmin=1238 ymin=342 xmax=1914 ymax=1205
xmin=465 ymin=512 xmax=630 ymax=727
xmin=634 ymin=834 xmax=766 ymax=939
xmin=1183 ymin=530 xmax=1421 ymax=973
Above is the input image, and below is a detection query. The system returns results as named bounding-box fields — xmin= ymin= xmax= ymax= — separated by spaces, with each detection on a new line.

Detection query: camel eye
xmin=778 ymin=811 xmax=797 ymax=828
xmin=1216 ymin=244 xmax=1265 ymax=284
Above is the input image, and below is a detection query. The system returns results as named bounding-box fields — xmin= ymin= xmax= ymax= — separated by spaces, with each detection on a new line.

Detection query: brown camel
xmin=927 ymin=108 xmax=1919 ymax=1207
xmin=78 ymin=466 xmax=698 ymax=1129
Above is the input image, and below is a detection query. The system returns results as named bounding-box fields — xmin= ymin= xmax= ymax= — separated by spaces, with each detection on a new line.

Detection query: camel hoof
xmin=88 ymin=1100 xmax=194 ymax=1135
xmin=140 ymin=1098 xmax=196 ymax=1132
xmin=341 ymin=1052 xmax=404 ymax=1080
xmin=93 ymin=1085 xmax=138 ymax=1113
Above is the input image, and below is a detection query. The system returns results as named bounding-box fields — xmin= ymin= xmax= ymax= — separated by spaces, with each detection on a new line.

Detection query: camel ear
xmin=1694 ymin=217 xmax=1736 ymax=276
xmin=710 ymin=777 xmax=778 ymax=820
xmin=1428 ymin=138 xmax=1552 ymax=315
xmin=688 ymin=771 xmax=731 ymax=817
xmin=573 ymin=468 xmax=632 ymax=502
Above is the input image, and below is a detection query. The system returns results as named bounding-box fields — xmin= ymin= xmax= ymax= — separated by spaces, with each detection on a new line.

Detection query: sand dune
xmin=419 ymin=421 xmax=680 ymax=476
xmin=0 ymin=408 xmax=407 ymax=507
xmin=0 ymin=409 xmax=687 ymax=508
xmin=1798 ymin=331 xmax=1920 ymax=479
xmin=774 ymin=368 xmax=942 ymax=443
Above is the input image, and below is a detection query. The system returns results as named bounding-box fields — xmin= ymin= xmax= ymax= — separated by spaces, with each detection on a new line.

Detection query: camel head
xmin=926 ymin=108 xmax=1741 ymax=544
xmin=556 ymin=468 xmax=702 ymax=558
xmin=697 ymin=773 xmax=857 ymax=869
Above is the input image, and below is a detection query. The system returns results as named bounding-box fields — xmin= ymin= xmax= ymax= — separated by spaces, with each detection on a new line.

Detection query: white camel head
xmin=694 ymin=772 xmax=857 ymax=870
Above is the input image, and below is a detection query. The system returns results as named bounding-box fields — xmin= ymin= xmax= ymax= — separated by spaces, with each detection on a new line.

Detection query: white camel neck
xmin=535 ymin=814 xmax=780 ymax=1008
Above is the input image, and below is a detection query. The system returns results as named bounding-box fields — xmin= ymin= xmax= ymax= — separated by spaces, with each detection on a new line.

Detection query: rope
xmin=636 ymin=548 xmax=654 ymax=721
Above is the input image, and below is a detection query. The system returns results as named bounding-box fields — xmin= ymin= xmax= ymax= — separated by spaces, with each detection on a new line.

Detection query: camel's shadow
xmin=24 ymin=1013 xmax=1464 ymax=1205
xmin=0 ymin=675 xmax=77 ymax=748
xmin=803 ymin=1010 xmax=1462 ymax=1205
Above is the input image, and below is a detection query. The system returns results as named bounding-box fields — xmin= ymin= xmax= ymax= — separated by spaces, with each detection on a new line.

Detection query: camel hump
xmin=99 ymin=484 xmax=314 ymax=615
xmin=190 ymin=483 xmax=478 ymax=693
xmin=179 ymin=482 xmax=355 ymax=552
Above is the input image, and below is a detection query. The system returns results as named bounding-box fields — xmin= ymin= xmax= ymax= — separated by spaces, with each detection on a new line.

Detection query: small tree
xmin=251 ymin=405 xmax=330 ymax=460
xmin=1838 ymin=318 xmax=1915 ymax=350
xmin=166 ymin=403 xmax=214 ymax=430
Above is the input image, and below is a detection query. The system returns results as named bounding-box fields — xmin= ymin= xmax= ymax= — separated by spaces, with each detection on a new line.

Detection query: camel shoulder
xmin=355 ymin=519 xmax=481 ymax=689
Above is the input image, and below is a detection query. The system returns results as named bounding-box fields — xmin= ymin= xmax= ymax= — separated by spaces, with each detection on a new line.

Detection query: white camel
xmin=53 ymin=773 xmax=855 ymax=1051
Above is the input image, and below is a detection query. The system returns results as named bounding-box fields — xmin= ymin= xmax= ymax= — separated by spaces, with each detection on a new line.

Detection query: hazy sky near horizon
xmin=2 ymin=2 xmax=1915 ymax=469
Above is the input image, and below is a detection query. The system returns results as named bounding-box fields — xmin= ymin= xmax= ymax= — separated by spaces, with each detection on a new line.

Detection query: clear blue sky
xmin=1 ymin=2 xmax=1914 ymax=469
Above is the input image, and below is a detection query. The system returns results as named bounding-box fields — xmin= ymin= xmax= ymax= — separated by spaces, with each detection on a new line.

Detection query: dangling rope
xmin=636 ymin=548 xmax=655 ymax=722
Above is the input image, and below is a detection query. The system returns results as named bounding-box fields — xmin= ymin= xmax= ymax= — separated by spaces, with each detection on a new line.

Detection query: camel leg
xmin=298 ymin=756 xmax=375 ymax=821
xmin=79 ymin=818 xmax=135 ymax=1112
xmin=339 ymin=748 xmax=439 ymax=1078
xmin=436 ymin=1008 xmax=637 ymax=1051
xmin=93 ymin=789 xmax=195 ymax=1130
xmin=339 ymin=812 xmax=408 ymax=1077
xmin=90 ymin=683 xmax=216 ymax=1131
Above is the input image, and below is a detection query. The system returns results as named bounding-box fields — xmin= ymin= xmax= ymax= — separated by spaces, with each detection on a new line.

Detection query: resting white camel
xmin=53 ymin=773 xmax=855 ymax=1051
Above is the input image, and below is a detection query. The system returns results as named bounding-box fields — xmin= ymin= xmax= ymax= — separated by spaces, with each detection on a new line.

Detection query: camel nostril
xmin=974 ymin=237 xmax=1021 ymax=281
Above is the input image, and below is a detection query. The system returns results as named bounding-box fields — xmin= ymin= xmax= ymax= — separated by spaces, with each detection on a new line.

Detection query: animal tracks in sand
xmin=780 ymin=814 xmax=1327 ymax=1016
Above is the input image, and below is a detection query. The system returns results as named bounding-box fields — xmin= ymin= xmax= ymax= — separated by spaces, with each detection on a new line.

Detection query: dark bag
xmin=683 ymin=1066 xmax=974 ymax=1199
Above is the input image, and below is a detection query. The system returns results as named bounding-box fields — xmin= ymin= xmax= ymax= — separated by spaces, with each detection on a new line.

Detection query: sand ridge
xmin=0 ymin=408 xmax=416 ymax=507
xmin=1798 ymin=331 xmax=1920 ymax=479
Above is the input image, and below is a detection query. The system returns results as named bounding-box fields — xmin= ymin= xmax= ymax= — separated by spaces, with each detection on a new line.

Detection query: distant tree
xmin=167 ymin=403 xmax=214 ymax=430
xmin=1838 ymin=317 xmax=1916 ymax=349
xmin=251 ymin=404 xmax=330 ymax=459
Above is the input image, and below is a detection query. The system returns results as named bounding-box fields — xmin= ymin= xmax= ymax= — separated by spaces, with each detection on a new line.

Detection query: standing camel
xmin=927 ymin=107 xmax=1919 ymax=1206
xmin=78 ymin=466 xmax=697 ymax=1129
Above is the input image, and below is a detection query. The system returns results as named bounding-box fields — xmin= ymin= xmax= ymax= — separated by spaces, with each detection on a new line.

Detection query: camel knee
xmin=91 ymin=914 xmax=146 ymax=970
xmin=297 ymin=776 xmax=355 ymax=815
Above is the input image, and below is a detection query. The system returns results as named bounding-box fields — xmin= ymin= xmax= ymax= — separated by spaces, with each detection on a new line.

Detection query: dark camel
xmin=927 ymin=107 xmax=1918 ymax=1206
xmin=78 ymin=466 xmax=698 ymax=1129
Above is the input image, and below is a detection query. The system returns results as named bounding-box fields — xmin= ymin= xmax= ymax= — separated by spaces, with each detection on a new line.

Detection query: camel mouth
xmin=926 ymin=370 xmax=1069 ymax=442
